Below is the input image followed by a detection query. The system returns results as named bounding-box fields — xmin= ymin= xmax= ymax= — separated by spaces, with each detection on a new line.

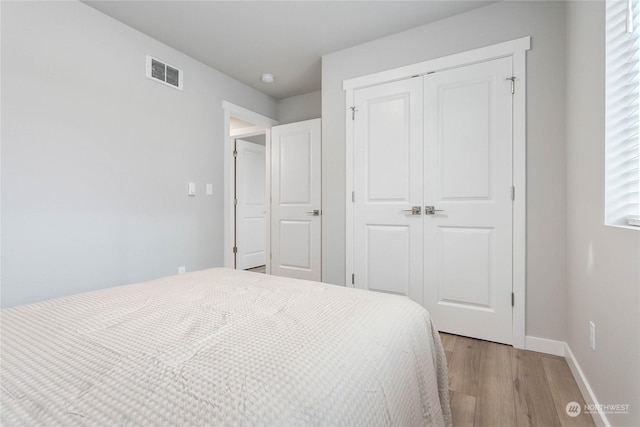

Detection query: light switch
xmin=206 ymin=184 xmax=213 ymax=195
xmin=187 ymin=182 xmax=196 ymax=196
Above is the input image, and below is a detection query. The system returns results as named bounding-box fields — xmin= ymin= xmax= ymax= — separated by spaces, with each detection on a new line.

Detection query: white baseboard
xmin=524 ymin=337 xmax=609 ymax=427
xmin=525 ymin=335 xmax=565 ymax=356
xmin=564 ymin=343 xmax=610 ymax=427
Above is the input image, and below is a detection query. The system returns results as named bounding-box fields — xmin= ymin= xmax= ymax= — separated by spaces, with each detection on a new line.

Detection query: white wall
xmin=276 ymin=90 xmax=321 ymax=124
xmin=566 ymin=2 xmax=640 ymax=425
xmin=322 ymin=0 xmax=567 ymax=340
xmin=1 ymin=1 xmax=277 ymax=308
xmin=240 ymin=134 xmax=266 ymax=146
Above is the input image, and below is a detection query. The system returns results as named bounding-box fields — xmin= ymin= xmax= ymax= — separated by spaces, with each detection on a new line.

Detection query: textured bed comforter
xmin=1 ymin=268 xmax=451 ymax=426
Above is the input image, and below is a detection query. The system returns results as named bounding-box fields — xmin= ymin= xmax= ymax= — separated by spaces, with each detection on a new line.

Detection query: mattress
xmin=1 ymin=268 xmax=451 ymax=426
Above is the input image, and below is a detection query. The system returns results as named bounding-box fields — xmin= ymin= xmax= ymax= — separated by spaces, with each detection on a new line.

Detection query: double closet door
xmin=352 ymin=57 xmax=514 ymax=344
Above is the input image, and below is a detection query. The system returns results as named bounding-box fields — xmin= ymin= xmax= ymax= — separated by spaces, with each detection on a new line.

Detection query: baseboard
xmin=524 ymin=337 xmax=610 ymax=426
xmin=564 ymin=343 xmax=610 ymax=427
xmin=524 ymin=335 xmax=565 ymax=356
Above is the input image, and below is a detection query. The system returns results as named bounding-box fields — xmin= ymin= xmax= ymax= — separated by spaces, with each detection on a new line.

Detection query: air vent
xmin=146 ymin=55 xmax=183 ymax=90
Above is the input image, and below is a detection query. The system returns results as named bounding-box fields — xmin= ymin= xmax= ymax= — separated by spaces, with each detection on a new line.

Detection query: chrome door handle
xmin=424 ymin=206 xmax=444 ymax=215
xmin=402 ymin=206 xmax=422 ymax=215
xmin=307 ymin=209 xmax=320 ymax=216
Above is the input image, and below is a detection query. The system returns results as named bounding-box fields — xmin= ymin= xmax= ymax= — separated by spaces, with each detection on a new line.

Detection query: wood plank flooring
xmin=440 ymin=333 xmax=595 ymax=427
xmin=246 ymin=265 xmax=266 ymax=273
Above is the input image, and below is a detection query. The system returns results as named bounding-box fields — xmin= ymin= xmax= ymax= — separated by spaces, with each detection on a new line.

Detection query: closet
xmin=345 ymin=39 xmax=529 ymax=345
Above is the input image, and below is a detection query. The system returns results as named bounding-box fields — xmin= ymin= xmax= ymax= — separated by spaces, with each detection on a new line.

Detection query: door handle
xmin=307 ymin=209 xmax=321 ymax=216
xmin=424 ymin=206 xmax=444 ymax=215
xmin=402 ymin=206 xmax=422 ymax=215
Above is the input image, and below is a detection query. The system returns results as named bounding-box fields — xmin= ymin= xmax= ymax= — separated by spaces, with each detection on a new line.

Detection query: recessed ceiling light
xmin=261 ymin=73 xmax=275 ymax=83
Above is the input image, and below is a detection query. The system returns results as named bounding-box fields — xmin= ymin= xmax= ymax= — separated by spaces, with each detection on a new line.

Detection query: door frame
xmin=222 ymin=101 xmax=278 ymax=272
xmin=343 ymin=37 xmax=530 ymax=349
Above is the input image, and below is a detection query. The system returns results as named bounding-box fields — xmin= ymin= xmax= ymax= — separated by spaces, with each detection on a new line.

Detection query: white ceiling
xmin=83 ymin=1 xmax=496 ymax=100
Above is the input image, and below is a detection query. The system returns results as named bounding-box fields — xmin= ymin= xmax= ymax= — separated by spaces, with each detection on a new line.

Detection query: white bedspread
xmin=1 ymin=268 xmax=451 ymax=426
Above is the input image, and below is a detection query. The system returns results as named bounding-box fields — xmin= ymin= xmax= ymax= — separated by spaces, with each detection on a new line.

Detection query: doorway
xmin=222 ymin=101 xmax=278 ymax=272
xmin=234 ymin=136 xmax=266 ymax=270
xmin=222 ymin=102 xmax=323 ymax=280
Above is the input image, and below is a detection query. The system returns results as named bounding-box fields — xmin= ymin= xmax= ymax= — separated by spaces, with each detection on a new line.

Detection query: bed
xmin=1 ymin=268 xmax=451 ymax=426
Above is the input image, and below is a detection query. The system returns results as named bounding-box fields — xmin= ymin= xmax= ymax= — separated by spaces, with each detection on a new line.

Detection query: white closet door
xmin=351 ymin=57 xmax=514 ymax=344
xmin=235 ymin=139 xmax=266 ymax=270
xmin=352 ymin=78 xmax=424 ymax=304
xmin=271 ymin=119 xmax=322 ymax=281
xmin=423 ymin=57 xmax=514 ymax=344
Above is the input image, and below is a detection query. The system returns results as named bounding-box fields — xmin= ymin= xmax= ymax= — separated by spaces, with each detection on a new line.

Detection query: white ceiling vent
xmin=146 ymin=55 xmax=183 ymax=90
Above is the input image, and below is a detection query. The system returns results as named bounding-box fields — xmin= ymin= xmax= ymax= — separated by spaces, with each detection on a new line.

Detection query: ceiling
xmin=83 ymin=1 xmax=496 ymax=100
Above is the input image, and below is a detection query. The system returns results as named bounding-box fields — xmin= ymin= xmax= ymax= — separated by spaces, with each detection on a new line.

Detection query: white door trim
xmin=222 ymin=101 xmax=278 ymax=272
xmin=343 ymin=37 xmax=530 ymax=349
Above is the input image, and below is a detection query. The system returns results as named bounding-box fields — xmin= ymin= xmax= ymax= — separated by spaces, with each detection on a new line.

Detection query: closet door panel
xmin=424 ymin=57 xmax=514 ymax=344
xmin=352 ymin=78 xmax=424 ymax=304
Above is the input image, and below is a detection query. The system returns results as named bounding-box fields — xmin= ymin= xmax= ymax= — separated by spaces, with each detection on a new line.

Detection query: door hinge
xmin=511 ymin=186 xmax=515 ymax=201
xmin=506 ymin=76 xmax=516 ymax=94
xmin=234 ymin=198 xmax=238 ymax=206
xmin=233 ymin=246 xmax=238 ymax=254
xmin=351 ymin=273 xmax=355 ymax=285
xmin=350 ymin=106 xmax=357 ymax=120
xmin=233 ymin=149 xmax=238 ymax=158
xmin=352 ymin=191 xmax=355 ymax=203
xmin=512 ymin=292 xmax=515 ymax=307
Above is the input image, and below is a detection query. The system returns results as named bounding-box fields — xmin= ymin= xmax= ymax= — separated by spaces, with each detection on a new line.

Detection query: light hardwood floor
xmin=440 ymin=333 xmax=595 ymax=427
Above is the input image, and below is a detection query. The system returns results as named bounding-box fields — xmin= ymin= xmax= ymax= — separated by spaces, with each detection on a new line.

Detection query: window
xmin=606 ymin=0 xmax=640 ymax=227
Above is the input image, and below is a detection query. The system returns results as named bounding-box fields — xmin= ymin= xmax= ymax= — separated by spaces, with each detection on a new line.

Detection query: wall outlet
xmin=589 ymin=321 xmax=596 ymax=351
xmin=178 ymin=266 xmax=186 ymax=275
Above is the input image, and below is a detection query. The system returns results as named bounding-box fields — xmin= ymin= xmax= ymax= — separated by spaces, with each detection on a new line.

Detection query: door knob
xmin=402 ymin=206 xmax=422 ymax=215
xmin=424 ymin=206 xmax=444 ymax=215
xmin=307 ymin=209 xmax=320 ymax=216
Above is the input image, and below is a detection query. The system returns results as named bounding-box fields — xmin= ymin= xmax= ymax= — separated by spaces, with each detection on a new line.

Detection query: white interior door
xmin=352 ymin=78 xmax=424 ymax=303
xmin=271 ymin=119 xmax=321 ymax=281
xmin=423 ymin=57 xmax=513 ymax=344
xmin=351 ymin=57 xmax=514 ymax=344
xmin=235 ymin=139 xmax=266 ymax=270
